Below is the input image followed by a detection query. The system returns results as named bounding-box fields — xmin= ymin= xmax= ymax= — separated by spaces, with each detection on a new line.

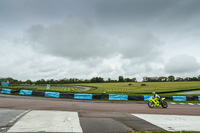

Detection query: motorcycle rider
xmin=152 ymin=92 xmax=161 ymax=103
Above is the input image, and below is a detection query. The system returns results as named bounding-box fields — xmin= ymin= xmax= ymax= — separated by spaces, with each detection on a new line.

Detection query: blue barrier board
xmin=109 ymin=94 xmax=128 ymax=100
xmin=198 ymin=96 xmax=200 ymax=101
xmin=173 ymin=96 xmax=186 ymax=101
xmin=1 ymin=88 xmax=11 ymax=94
xmin=74 ymin=94 xmax=92 ymax=99
xmin=144 ymin=95 xmax=153 ymax=101
xmin=1 ymin=82 xmax=9 ymax=87
xmin=19 ymin=90 xmax=32 ymax=95
xmin=45 ymin=92 xmax=60 ymax=98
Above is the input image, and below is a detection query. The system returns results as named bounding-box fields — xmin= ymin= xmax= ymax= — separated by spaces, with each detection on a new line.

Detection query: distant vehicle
xmin=148 ymin=97 xmax=168 ymax=108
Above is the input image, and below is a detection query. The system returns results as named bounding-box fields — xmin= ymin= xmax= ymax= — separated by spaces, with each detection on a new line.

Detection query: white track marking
xmin=1 ymin=113 xmax=28 ymax=132
xmin=170 ymin=102 xmax=176 ymax=104
xmin=132 ymin=114 xmax=200 ymax=131
xmin=0 ymin=127 xmax=6 ymax=130
xmin=9 ymin=109 xmax=31 ymax=123
xmin=188 ymin=103 xmax=194 ymax=105
xmin=8 ymin=110 xmax=83 ymax=132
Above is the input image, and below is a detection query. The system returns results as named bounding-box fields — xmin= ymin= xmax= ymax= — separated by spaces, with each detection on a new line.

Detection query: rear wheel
xmin=161 ymin=101 xmax=168 ymax=108
xmin=148 ymin=102 xmax=154 ymax=108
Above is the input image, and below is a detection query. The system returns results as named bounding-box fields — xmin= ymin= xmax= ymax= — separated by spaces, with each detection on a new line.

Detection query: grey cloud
xmin=116 ymin=29 xmax=163 ymax=59
xmin=1 ymin=0 xmax=200 ymax=81
xmin=95 ymin=0 xmax=176 ymax=20
xmin=165 ymin=55 xmax=200 ymax=74
xmin=121 ymin=59 xmax=165 ymax=80
xmin=25 ymin=18 xmax=114 ymax=59
xmin=95 ymin=0 xmax=200 ymax=25
xmin=2 ymin=0 xmax=200 ymax=32
xmin=0 ymin=0 xmax=89 ymax=24
xmin=24 ymin=17 xmax=163 ymax=61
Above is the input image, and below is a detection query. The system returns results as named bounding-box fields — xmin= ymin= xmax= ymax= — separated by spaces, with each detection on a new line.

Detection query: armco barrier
xmin=192 ymin=96 xmax=199 ymax=101
xmin=92 ymin=94 xmax=109 ymax=100
xmin=0 ymin=88 xmax=200 ymax=101
xmin=109 ymin=94 xmax=128 ymax=100
xmin=186 ymin=96 xmax=195 ymax=101
xmin=1 ymin=88 xmax=11 ymax=94
xmin=128 ymin=95 xmax=144 ymax=101
xmin=59 ymin=93 xmax=74 ymax=99
xmin=173 ymin=96 xmax=186 ymax=101
xmin=74 ymin=94 xmax=92 ymax=99
xmin=19 ymin=90 xmax=33 ymax=95
xmin=144 ymin=95 xmax=153 ymax=101
xmin=45 ymin=92 xmax=60 ymax=98
xmin=32 ymin=91 xmax=45 ymax=97
xmin=11 ymin=89 xmax=20 ymax=94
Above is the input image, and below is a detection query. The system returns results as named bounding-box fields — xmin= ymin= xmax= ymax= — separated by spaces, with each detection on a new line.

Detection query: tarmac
xmin=0 ymin=94 xmax=200 ymax=132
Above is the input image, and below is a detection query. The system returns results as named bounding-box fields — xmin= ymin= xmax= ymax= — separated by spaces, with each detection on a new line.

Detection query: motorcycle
xmin=148 ymin=97 xmax=168 ymax=108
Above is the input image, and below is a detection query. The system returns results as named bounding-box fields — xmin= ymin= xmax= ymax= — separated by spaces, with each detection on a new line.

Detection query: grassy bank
xmin=1 ymin=81 xmax=200 ymax=95
xmin=1 ymin=86 xmax=80 ymax=93
xmin=73 ymin=82 xmax=200 ymax=94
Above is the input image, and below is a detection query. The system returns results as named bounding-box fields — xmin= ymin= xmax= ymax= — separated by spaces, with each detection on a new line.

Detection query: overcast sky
xmin=0 ymin=0 xmax=200 ymax=81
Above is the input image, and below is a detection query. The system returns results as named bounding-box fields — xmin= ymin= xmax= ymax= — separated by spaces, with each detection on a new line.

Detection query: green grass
xmin=35 ymin=86 xmax=79 ymax=93
xmin=72 ymin=82 xmax=200 ymax=95
xmin=2 ymin=81 xmax=200 ymax=96
xmin=5 ymin=86 xmax=80 ymax=93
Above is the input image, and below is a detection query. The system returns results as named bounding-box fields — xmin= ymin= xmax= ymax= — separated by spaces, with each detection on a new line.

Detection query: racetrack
xmin=0 ymin=94 xmax=200 ymax=132
xmin=0 ymin=94 xmax=199 ymax=115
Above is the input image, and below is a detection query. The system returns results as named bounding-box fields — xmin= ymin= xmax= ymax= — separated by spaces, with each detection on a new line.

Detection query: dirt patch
xmin=74 ymin=86 xmax=91 ymax=91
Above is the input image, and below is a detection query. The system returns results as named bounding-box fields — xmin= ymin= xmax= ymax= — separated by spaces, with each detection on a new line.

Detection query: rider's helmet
xmin=152 ymin=92 xmax=155 ymax=95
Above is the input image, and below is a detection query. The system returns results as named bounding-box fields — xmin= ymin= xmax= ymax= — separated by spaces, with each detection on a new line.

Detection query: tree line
xmin=35 ymin=76 xmax=137 ymax=84
xmin=143 ymin=75 xmax=200 ymax=82
xmin=0 ymin=76 xmax=137 ymax=85
xmin=1 ymin=75 xmax=200 ymax=85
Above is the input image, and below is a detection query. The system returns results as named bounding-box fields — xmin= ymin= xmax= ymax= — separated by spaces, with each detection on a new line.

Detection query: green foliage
xmin=73 ymin=81 xmax=200 ymax=95
xmin=90 ymin=77 xmax=104 ymax=83
xmin=36 ymin=86 xmax=80 ymax=93
xmin=0 ymin=86 xmax=80 ymax=93
xmin=168 ymin=75 xmax=175 ymax=82
xmin=25 ymin=79 xmax=32 ymax=84
xmin=2 ymin=81 xmax=200 ymax=95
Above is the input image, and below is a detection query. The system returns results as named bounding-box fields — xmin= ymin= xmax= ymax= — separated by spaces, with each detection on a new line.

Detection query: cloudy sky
xmin=0 ymin=0 xmax=200 ymax=81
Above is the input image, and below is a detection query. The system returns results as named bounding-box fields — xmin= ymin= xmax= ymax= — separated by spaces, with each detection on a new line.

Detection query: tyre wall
xmin=0 ymin=88 xmax=199 ymax=101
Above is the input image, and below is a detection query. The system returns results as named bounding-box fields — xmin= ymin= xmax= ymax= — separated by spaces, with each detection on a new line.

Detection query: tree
xmin=40 ymin=79 xmax=46 ymax=84
xmin=107 ymin=78 xmax=111 ymax=82
xmin=124 ymin=78 xmax=130 ymax=82
xmin=143 ymin=77 xmax=148 ymax=82
xmin=118 ymin=76 xmax=124 ymax=82
xmin=197 ymin=75 xmax=200 ymax=81
xmin=131 ymin=78 xmax=137 ymax=82
xmin=168 ymin=75 xmax=175 ymax=82
xmin=191 ymin=77 xmax=198 ymax=81
xmin=176 ymin=77 xmax=183 ymax=81
xmin=25 ymin=79 xmax=32 ymax=85
xmin=158 ymin=77 xmax=167 ymax=82
xmin=184 ymin=77 xmax=191 ymax=81
xmin=90 ymin=77 xmax=104 ymax=83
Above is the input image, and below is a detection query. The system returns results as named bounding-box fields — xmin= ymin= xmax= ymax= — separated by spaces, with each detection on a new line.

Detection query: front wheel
xmin=148 ymin=102 xmax=154 ymax=108
xmin=161 ymin=101 xmax=168 ymax=108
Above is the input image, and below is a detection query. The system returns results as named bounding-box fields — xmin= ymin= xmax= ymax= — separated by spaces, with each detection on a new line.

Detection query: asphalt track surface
xmin=0 ymin=94 xmax=200 ymax=132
